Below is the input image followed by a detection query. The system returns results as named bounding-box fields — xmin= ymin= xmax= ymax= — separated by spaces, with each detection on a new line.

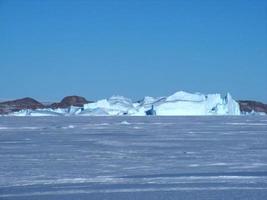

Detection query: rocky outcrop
xmin=0 ymin=97 xmax=45 ymax=114
xmin=0 ymin=96 xmax=93 ymax=115
xmin=50 ymin=96 xmax=92 ymax=109
xmin=238 ymin=100 xmax=267 ymax=114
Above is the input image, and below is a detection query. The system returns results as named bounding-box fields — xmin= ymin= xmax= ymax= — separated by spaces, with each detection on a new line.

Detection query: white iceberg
xmin=9 ymin=109 xmax=63 ymax=116
xmin=81 ymin=91 xmax=240 ymax=116
xmin=82 ymin=96 xmax=137 ymax=116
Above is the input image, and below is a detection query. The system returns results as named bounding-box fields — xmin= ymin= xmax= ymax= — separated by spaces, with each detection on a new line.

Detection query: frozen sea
xmin=0 ymin=116 xmax=267 ymax=200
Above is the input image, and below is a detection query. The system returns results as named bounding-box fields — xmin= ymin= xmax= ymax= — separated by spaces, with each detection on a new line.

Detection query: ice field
xmin=0 ymin=116 xmax=267 ymax=199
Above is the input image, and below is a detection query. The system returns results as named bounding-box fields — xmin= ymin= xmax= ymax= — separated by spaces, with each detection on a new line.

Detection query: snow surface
xmin=0 ymin=116 xmax=267 ymax=200
xmin=7 ymin=91 xmax=242 ymax=116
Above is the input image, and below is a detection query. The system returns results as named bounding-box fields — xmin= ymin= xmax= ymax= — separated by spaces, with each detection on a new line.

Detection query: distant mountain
xmin=50 ymin=96 xmax=93 ymax=109
xmin=238 ymin=100 xmax=267 ymax=114
xmin=0 ymin=96 xmax=92 ymax=115
xmin=0 ymin=97 xmax=45 ymax=114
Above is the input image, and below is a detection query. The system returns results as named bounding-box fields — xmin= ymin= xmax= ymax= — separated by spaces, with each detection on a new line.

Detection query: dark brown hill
xmin=238 ymin=100 xmax=267 ymax=114
xmin=50 ymin=96 xmax=92 ymax=109
xmin=0 ymin=97 xmax=44 ymax=114
xmin=0 ymin=96 xmax=93 ymax=114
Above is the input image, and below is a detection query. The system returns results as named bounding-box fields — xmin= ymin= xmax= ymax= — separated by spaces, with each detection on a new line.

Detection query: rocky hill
xmin=238 ymin=100 xmax=267 ymax=114
xmin=50 ymin=96 xmax=92 ymax=109
xmin=0 ymin=96 xmax=92 ymax=115
xmin=0 ymin=98 xmax=45 ymax=114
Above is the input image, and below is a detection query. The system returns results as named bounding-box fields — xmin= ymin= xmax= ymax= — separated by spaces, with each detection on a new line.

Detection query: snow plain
xmin=0 ymin=116 xmax=267 ymax=200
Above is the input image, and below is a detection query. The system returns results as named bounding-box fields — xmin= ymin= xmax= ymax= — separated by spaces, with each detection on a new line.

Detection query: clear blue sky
xmin=0 ymin=0 xmax=266 ymax=102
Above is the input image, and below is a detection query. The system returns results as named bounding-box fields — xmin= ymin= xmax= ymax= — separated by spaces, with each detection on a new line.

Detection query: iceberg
xmin=82 ymin=96 xmax=137 ymax=116
xmin=8 ymin=91 xmax=241 ymax=116
xmin=9 ymin=109 xmax=63 ymax=116
xmin=133 ymin=91 xmax=240 ymax=116
xmin=81 ymin=91 xmax=240 ymax=116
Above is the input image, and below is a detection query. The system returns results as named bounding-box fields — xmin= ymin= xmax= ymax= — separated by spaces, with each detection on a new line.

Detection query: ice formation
xmin=8 ymin=91 xmax=241 ymax=116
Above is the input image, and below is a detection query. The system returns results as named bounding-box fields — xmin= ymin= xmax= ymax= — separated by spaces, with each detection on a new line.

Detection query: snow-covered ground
xmin=9 ymin=91 xmax=241 ymax=116
xmin=0 ymin=116 xmax=267 ymax=199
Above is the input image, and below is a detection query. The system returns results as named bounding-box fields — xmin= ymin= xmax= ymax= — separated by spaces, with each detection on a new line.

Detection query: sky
xmin=0 ymin=0 xmax=267 ymax=102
